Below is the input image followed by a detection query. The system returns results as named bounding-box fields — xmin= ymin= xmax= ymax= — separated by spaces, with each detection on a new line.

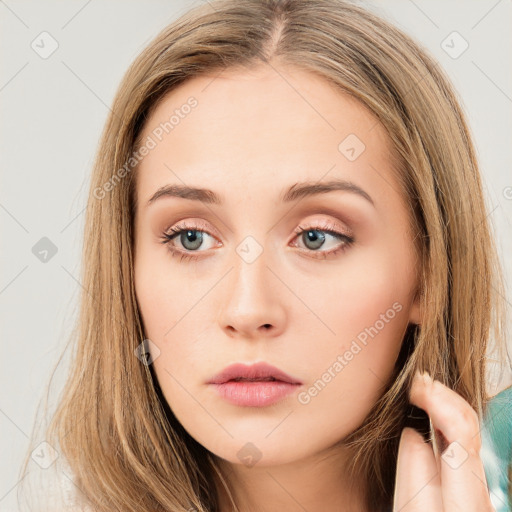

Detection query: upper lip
xmin=207 ymin=362 xmax=302 ymax=385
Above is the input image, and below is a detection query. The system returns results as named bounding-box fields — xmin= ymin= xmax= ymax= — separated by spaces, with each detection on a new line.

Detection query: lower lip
xmin=210 ymin=380 xmax=300 ymax=407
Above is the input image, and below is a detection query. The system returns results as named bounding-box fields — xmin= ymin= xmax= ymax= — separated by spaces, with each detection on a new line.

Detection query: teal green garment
xmin=482 ymin=385 xmax=512 ymax=512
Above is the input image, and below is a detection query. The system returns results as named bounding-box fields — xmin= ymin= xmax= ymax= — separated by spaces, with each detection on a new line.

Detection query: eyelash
xmin=159 ymin=220 xmax=354 ymax=262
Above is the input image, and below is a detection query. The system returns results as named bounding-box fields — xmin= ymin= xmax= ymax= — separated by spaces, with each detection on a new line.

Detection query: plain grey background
xmin=1 ymin=1 xmax=511 ymax=509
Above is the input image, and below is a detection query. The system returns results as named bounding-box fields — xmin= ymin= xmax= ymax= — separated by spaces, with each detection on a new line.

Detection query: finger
xmin=409 ymin=372 xmax=494 ymax=512
xmin=393 ymin=427 xmax=443 ymax=511
xmin=410 ymin=372 xmax=481 ymax=451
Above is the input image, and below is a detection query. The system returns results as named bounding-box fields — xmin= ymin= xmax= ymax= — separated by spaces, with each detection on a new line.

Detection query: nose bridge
xmin=218 ymin=232 xmax=286 ymax=337
xmin=230 ymin=234 xmax=273 ymax=311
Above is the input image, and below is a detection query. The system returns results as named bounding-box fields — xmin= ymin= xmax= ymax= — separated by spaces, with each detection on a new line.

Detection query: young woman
xmin=18 ymin=0 xmax=510 ymax=511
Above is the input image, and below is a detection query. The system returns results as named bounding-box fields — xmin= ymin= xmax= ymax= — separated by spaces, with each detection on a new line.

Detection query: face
xmin=133 ymin=63 xmax=421 ymax=468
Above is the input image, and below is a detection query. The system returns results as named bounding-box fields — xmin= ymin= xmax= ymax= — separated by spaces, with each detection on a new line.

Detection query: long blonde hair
xmin=18 ymin=0 xmax=510 ymax=510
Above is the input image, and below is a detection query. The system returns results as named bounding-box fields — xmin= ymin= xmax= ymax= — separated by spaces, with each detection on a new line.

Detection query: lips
xmin=207 ymin=362 xmax=302 ymax=385
xmin=207 ymin=362 xmax=303 ymax=407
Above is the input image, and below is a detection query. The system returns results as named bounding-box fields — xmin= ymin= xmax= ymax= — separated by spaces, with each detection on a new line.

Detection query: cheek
xmin=312 ymin=247 xmax=412 ymax=345
xmin=296 ymin=246 xmax=413 ymax=399
xmin=134 ymin=241 xmax=193 ymax=336
xmin=134 ymin=253 xmax=216 ymax=382
xmin=291 ymin=259 xmax=411 ymax=436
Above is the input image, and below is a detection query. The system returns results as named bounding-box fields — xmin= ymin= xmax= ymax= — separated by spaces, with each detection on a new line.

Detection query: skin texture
xmin=133 ymin=64 xmax=492 ymax=511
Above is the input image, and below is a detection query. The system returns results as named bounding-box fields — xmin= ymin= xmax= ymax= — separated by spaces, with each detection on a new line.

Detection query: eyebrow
xmin=146 ymin=179 xmax=375 ymax=208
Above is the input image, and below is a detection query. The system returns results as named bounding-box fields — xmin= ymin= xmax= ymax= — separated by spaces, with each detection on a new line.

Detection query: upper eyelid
xmin=170 ymin=222 xmax=219 ymax=238
xmin=168 ymin=216 xmax=351 ymax=235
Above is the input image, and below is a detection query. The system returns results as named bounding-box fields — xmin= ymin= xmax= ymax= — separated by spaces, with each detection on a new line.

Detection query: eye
xmin=291 ymin=221 xmax=354 ymax=259
xmin=159 ymin=221 xmax=219 ymax=262
xmin=159 ymin=219 xmax=354 ymax=262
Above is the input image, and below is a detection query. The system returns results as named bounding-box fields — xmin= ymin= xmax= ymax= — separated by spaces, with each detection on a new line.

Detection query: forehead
xmin=134 ymin=64 xmax=398 ymax=210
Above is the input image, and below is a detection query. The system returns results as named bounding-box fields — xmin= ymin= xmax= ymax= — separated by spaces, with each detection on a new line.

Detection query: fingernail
xmin=422 ymin=371 xmax=432 ymax=385
xmin=414 ymin=370 xmax=432 ymax=386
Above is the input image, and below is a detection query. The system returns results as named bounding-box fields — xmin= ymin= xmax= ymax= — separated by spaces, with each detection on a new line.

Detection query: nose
xmin=218 ymin=251 xmax=287 ymax=340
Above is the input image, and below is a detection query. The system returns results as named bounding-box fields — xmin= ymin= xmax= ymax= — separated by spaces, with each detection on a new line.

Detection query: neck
xmin=211 ymin=444 xmax=368 ymax=512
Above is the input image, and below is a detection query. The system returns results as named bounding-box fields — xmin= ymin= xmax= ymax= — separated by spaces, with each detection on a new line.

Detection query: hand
xmin=393 ymin=371 xmax=495 ymax=511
